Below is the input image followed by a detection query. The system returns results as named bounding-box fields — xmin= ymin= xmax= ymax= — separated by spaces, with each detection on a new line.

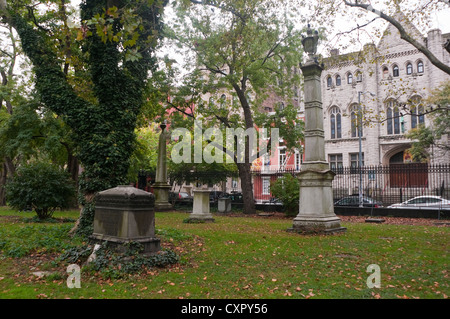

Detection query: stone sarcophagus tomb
xmin=91 ymin=185 xmax=160 ymax=254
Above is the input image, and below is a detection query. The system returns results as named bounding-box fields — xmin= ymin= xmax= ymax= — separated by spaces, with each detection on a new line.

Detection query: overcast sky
xmin=67 ymin=0 xmax=450 ymax=59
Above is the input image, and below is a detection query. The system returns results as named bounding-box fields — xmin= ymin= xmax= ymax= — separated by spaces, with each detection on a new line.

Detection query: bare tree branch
xmin=343 ymin=1 xmax=450 ymax=75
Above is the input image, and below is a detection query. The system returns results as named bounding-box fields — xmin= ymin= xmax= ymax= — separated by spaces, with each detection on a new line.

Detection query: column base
xmin=154 ymin=202 xmax=173 ymax=211
xmin=289 ymin=215 xmax=346 ymax=234
xmin=187 ymin=214 xmax=215 ymax=223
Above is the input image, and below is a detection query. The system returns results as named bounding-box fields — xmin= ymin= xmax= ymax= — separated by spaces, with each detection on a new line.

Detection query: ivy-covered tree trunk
xmin=2 ymin=0 xmax=165 ymax=236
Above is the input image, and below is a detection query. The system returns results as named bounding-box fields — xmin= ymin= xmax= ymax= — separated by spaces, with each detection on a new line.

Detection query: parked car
xmin=268 ymin=197 xmax=283 ymax=206
xmin=334 ymin=195 xmax=382 ymax=208
xmin=388 ymin=196 xmax=450 ymax=210
xmin=169 ymin=191 xmax=193 ymax=205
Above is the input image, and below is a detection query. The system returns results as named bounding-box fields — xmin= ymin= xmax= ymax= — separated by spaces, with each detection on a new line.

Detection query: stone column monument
xmin=290 ymin=25 xmax=346 ymax=234
xmin=153 ymin=122 xmax=173 ymax=211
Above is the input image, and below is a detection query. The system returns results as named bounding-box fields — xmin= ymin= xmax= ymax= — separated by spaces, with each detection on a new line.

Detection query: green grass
xmin=0 ymin=207 xmax=448 ymax=299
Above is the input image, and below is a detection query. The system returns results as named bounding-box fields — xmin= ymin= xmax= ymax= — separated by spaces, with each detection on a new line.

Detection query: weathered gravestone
xmin=90 ymin=185 xmax=160 ymax=254
xmin=218 ymin=197 xmax=231 ymax=214
xmin=188 ymin=189 xmax=215 ymax=222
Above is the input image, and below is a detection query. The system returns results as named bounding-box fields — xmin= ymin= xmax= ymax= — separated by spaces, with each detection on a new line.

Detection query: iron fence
xmin=251 ymin=164 xmax=450 ymax=206
xmin=331 ymin=164 xmax=450 ymax=206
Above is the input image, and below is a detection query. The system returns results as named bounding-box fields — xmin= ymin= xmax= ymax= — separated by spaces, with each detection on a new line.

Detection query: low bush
xmin=270 ymin=173 xmax=299 ymax=216
xmin=5 ymin=162 xmax=76 ymax=220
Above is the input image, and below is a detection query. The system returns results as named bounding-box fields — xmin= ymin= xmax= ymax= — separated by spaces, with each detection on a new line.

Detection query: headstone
xmin=218 ymin=197 xmax=231 ymax=214
xmin=90 ymin=185 xmax=160 ymax=254
xmin=188 ymin=189 xmax=215 ymax=222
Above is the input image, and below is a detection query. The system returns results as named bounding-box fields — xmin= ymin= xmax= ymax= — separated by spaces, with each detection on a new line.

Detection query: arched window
xmin=406 ymin=63 xmax=413 ymax=75
xmin=417 ymin=60 xmax=424 ymax=73
xmin=386 ymin=100 xmax=400 ymax=135
xmin=350 ymin=104 xmax=362 ymax=138
xmin=335 ymin=75 xmax=341 ymax=86
xmin=393 ymin=65 xmax=399 ymax=77
xmin=410 ymin=96 xmax=425 ymax=129
xmin=382 ymin=67 xmax=389 ymax=79
xmin=330 ymin=106 xmax=342 ymax=139
xmin=347 ymin=73 xmax=353 ymax=84
xmin=327 ymin=76 xmax=332 ymax=87
xmin=219 ymin=94 xmax=227 ymax=108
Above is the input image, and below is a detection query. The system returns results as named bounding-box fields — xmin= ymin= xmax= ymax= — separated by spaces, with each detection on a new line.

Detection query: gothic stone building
xmin=322 ymin=22 xmax=450 ymax=171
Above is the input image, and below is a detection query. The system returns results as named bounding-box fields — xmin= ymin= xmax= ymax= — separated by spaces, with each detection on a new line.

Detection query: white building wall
xmin=321 ymin=24 xmax=450 ymax=167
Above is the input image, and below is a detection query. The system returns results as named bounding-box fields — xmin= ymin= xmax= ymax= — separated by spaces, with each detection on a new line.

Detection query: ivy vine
xmin=8 ymin=0 xmax=166 ymax=237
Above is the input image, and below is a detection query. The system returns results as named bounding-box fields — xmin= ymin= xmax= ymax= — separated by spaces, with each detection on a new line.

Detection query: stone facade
xmin=321 ymin=22 xmax=450 ymax=167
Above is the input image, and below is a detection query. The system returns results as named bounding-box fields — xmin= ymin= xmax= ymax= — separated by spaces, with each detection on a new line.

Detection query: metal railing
xmin=251 ymin=164 xmax=450 ymax=206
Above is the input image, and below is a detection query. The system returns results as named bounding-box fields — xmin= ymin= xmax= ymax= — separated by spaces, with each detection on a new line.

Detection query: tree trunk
xmin=67 ymin=152 xmax=79 ymax=209
xmin=0 ymin=163 xmax=7 ymax=206
xmin=233 ymin=83 xmax=257 ymax=214
xmin=236 ymin=162 xmax=255 ymax=214
xmin=0 ymin=158 xmax=15 ymax=206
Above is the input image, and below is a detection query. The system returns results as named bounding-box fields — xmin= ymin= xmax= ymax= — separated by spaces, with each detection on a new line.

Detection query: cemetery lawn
xmin=0 ymin=207 xmax=448 ymax=299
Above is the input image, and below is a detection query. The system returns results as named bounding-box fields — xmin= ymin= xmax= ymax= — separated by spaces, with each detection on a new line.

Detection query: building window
xmin=406 ymin=63 xmax=413 ymax=75
xmin=355 ymin=71 xmax=362 ymax=82
xmin=386 ymin=100 xmax=400 ymax=135
xmin=411 ymin=97 xmax=425 ymax=129
xmin=347 ymin=73 xmax=353 ymax=84
xmin=393 ymin=65 xmax=399 ymax=77
xmin=279 ymin=147 xmax=286 ymax=169
xmin=219 ymin=94 xmax=226 ymax=108
xmin=295 ymin=150 xmax=301 ymax=170
xmin=417 ymin=61 xmax=424 ymax=73
xmin=382 ymin=67 xmax=389 ymax=79
xmin=350 ymin=104 xmax=362 ymax=138
xmin=329 ymin=154 xmax=343 ymax=174
xmin=262 ymin=177 xmax=270 ymax=195
xmin=335 ymin=75 xmax=341 ymax=86
xmin=263 ymin=151 xmax=270 ymax=168
xmin=327 ymin=76 xmax=332 ymax=88
xmin=350 ymin=153 xmax=364 ymax=172
xmin=231 ymin=177 xmax=238 ymax=189
xmin=330 ymin=106 xmax=342 ymax=139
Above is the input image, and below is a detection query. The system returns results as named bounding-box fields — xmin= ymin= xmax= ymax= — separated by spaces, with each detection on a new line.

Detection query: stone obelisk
xmin=153 ymin=122 xmax=172 ymax=211
xmin=290 ymin=25 xmax=346 ymax=234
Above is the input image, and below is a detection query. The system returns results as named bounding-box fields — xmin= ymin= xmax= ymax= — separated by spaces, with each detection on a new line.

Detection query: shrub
xmin=5 ymin=162 xmax=76 ymax=220
xmin=270 ymin=173 xmax=299 ymax=216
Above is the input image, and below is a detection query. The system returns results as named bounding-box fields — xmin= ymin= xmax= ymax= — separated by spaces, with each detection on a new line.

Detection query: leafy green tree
xmin=5 ymin=162 xmax=76 ymax=220
xmin=127 ymin=125 xmax=160 ymax=183
xmin=0 ymin=23 xmax=31 ymax=205
xmin=163 ymin=0 xmax=305 ymax=214
xmin=269 ymin=173 xmax=299 ymax=216
xmin=406 ymin=81 xmax=450 ymax=162
xmin=1 ymin=0 xmax=167 ymax=236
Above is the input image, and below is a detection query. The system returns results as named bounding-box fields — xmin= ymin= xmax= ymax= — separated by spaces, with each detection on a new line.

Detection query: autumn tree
xmin=0 ymin=0 xmax=167 ymax=236
xmin=162 ymin=0 xmax=306 ymax=214
xmin=405 ymin=81 xmax=450 ymax=162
